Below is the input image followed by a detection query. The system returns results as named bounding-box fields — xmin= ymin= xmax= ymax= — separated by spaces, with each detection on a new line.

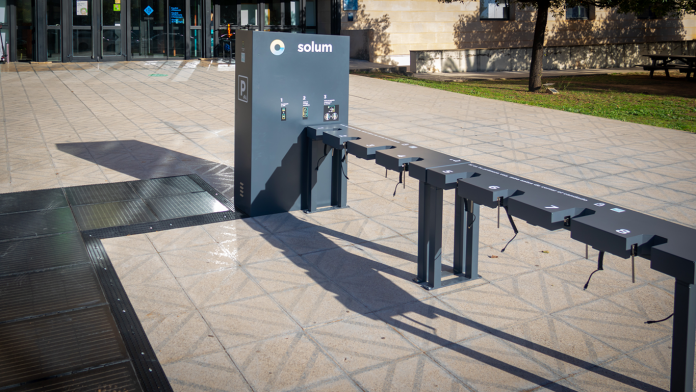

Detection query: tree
xmin=440 ymin=0 xmax=695 ymax=92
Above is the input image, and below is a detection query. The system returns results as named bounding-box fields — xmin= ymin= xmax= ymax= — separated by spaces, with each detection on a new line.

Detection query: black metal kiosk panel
xmin=234 ymin=31 xmax=349 ymax=217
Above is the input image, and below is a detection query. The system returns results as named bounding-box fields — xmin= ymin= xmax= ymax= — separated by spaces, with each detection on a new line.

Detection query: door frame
xmin=65 ymin=0 xmax=98 ymax=61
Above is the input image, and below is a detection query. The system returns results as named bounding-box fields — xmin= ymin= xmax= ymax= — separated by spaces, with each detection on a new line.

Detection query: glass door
xmin=189 ymin=0 xmax=201 ymax=57
xmin=212 ymin=0 xmax=237 ymax=57
xmin=239 ymin=0 xmax=256 ymax=29
xmin=263 ymin=0 xmax=300 ymax=32
xmin=16 ymin=0 xmax=34 ymax=61
xmin=168 ymin=0 xmax=183 ymax=57
xmin=46 ymin=0 xmax=61 ymax=61
xmin=71 ymin=0 xmax=96 ymax=60
xmin=131 ymin=0 xmax=166 ymax=58
xmin=101 ymin=0 xmax=124 ymax=59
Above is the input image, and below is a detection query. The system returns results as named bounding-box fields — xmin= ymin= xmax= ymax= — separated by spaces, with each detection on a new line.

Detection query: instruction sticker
xmin=323 ymin=105 xmax=339 ymax=122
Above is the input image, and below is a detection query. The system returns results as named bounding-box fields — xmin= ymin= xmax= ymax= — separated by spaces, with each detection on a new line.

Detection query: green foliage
xmin=361 ymin=72 xmax=696 ymax=132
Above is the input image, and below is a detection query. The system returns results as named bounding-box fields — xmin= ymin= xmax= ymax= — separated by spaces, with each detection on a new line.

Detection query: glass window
xmin=566 ymin=5 xmax=588 ymax=19
xmin=219 ymin=0 xmax=237 ymax=25
xmin=265 ymin=0 xmax=281 ymax=26
xmin=17 ymin=0 xmax=34 ymax=61
xmin=131 ymin=0 xmax=166 ymax=58
xmin=73 ymin=0 xmax=92 ymax=26
xmin=47 ymin=0 xmax=61 ymax=61
xmin=286 ymin=0 xmax=299 ymax=26
xmin=169 ymin=0 xmax=184 ymax=57
xmin=47 ymin=29 xmax=61 ymax=61
xmin=73 ymin=30 xmax=92 ymax=56
xmin=190 ymin=0 xmax=201 ymax=26
xmin=102 ymin=29 xmax=121 ymax=54
xmin=305 ymin=0 xmax=316 ymax=27
xmin=637 ymin=7 xmax=657 ymax=19
xmin=102 ymin=0 xmax=121 ymax=26
xmin=480 ymin=0 xmax=508 ymax=19
xmin=240 ymin=2 xmax=257 ymax=26
xmin=47 ymin=0 xmax=61 ymax=25
xmin=190 ymin=29 xmax=201 ymax=57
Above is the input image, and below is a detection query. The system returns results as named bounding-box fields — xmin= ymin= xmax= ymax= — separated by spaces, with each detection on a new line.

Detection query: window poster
xmin=343 ymin=0 xmax=357 ymax=11
xmin=76 ymin=0 xmax=88 ymax=15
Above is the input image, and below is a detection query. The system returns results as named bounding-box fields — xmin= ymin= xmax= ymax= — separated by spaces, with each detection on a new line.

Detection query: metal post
xmin=454 ymin=195 xmax=480 ymax=279
xmin=424 ymin=183 xmax=443 ymax=290
xmin=305 ymin=139 xmax=332 ymax=212
xmin=331 ymin=147 xmax=347 ymax=208
xmin=454 ymin=195 xmax=465 ymax=275
xmin=670 ymin=279 xmax=696 ymax=392
xmin=414 ymin=181 xmax=428 ymax=284
xmin=465 ymin=198 xmax=480 ymax=279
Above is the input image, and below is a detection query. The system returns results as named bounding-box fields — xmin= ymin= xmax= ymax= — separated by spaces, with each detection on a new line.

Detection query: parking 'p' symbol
xmin=238 ymin=75 xmax=248 ymax=102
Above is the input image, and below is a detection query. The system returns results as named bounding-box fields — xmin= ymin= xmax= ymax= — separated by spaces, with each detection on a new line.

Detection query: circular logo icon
xmin=270 ymin=39 xmax=285 ymax=56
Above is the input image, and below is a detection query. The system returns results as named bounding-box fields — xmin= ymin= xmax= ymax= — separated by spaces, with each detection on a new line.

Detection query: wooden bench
xmin=679 ymin=67 xmax=696 ymax=79
xmin=642 ymin=64 xmax=685 ymax=78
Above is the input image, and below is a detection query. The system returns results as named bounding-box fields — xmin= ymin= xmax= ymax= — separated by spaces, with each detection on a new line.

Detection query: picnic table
xmin=643 ymin=54 xmax=696 ymax=79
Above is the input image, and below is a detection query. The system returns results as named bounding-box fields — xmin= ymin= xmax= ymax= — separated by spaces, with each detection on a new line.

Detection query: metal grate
xmin=65 ymin=182 xmax=140 ymax=206
xmin=0 ymin=208 xmax=77 ymax=241
xmin=130 ymin=176 xmax=203 ymax=198
xmin=72 ymin=200 xmax=158 ymax=231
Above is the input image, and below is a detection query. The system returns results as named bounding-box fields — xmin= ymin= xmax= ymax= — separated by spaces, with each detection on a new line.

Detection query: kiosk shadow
xmin=55 ymin=140 xmax=666 ymax=391
xmin=55 ymin=140 xmax=235 ymax=199
xmin=264 ymin=213 xmax=666 ymax=392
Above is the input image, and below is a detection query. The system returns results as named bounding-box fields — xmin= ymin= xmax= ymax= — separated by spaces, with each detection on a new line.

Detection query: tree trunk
xmin=529 ymin=0 xmax=551 ymax=92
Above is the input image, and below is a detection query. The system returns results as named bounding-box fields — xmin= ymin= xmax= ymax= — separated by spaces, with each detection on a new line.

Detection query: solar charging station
xmin=234 ymin=30 xmax=349 ymax=217
xmin=235 ymin=31 xmax=696 ymax=392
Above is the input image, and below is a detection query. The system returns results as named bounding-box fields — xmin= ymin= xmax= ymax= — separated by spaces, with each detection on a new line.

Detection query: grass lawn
xmin=355 ymin=72 xmax=696 ymax=133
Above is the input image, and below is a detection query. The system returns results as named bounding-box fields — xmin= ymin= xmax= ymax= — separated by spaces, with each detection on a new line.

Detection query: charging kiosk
xmin=234 ymin=30 xmax=349 ymax=217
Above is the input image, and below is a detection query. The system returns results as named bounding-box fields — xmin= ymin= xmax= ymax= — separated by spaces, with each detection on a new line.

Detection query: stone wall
xmin=340 ymin=0 xmax=696 ymax=64
xmin=410 ymin=41 xmax=696 ymax=73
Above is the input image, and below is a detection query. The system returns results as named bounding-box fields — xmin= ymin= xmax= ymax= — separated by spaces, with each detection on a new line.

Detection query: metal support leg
xmin=414 ymin=181 xmax=428 ymax=284
xmin=331 ymin=147 xmax=347 ymax=208
xmin=425 ymin=183 xmax=443 ymax=290
xmin=454 ymin=195 xmax=480 ymax=279
xmin=670 ymin=279 xmax=696 ymax=392
xmin=305 ymin=139 xmax=332 ymax=212
xmin=414 ymin=181 xmax=443 ymax=290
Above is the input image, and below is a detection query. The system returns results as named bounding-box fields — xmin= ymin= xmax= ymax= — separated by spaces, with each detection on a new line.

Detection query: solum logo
xmin=270 ymin=39 xmax=285 ymax=55
xmin=297 ymin=41 xmax=333 ymax=53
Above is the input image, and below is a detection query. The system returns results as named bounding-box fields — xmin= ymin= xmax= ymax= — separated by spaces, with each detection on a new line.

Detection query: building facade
xmin=0 ymin=0 xmax=694 ymax=63
xmin=0 ymin=0 xmax=343 ymax=62
xmin=340 ymin=0 xmax=696 ymax=65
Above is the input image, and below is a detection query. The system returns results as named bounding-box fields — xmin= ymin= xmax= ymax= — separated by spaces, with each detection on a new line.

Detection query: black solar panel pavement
xmin=0 ymin=208 xmax=78 ymax=241
xmin=130 ymin=176 xmax=203 ymax=198
xmin=0 ymin=188 xmax=67 ymax=215
xmin=146 ymin=191 xmax=228 ymax=220
xmin=0 ymin=232 xmax=90 ymax=276
xmin=0 ymin=306 xmax=130 ymax=387
xmin=64 ymin=182 xmax=140 ymax=205
xmin=0 ymin=175 xmax=234 ymax=391
xmin=4 ymin=362 xmax=141 ymax=392
xmin=72 ymin=199 xmax=159 ymax=231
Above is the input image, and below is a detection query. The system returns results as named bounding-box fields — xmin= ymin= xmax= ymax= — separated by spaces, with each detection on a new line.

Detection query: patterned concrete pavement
xmin=2 ymin=60 xmax=695 ymax=391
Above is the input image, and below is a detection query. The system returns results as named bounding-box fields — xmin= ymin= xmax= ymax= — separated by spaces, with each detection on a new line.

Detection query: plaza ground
xmin=1 ymin=60 xmax=695 ymax=391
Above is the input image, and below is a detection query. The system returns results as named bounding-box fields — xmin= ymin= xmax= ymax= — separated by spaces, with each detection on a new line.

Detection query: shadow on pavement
xmin=56 ymin=140 xmax=235 ymax=200
xmin=57 ymin=140 xmax=666 ymax=391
